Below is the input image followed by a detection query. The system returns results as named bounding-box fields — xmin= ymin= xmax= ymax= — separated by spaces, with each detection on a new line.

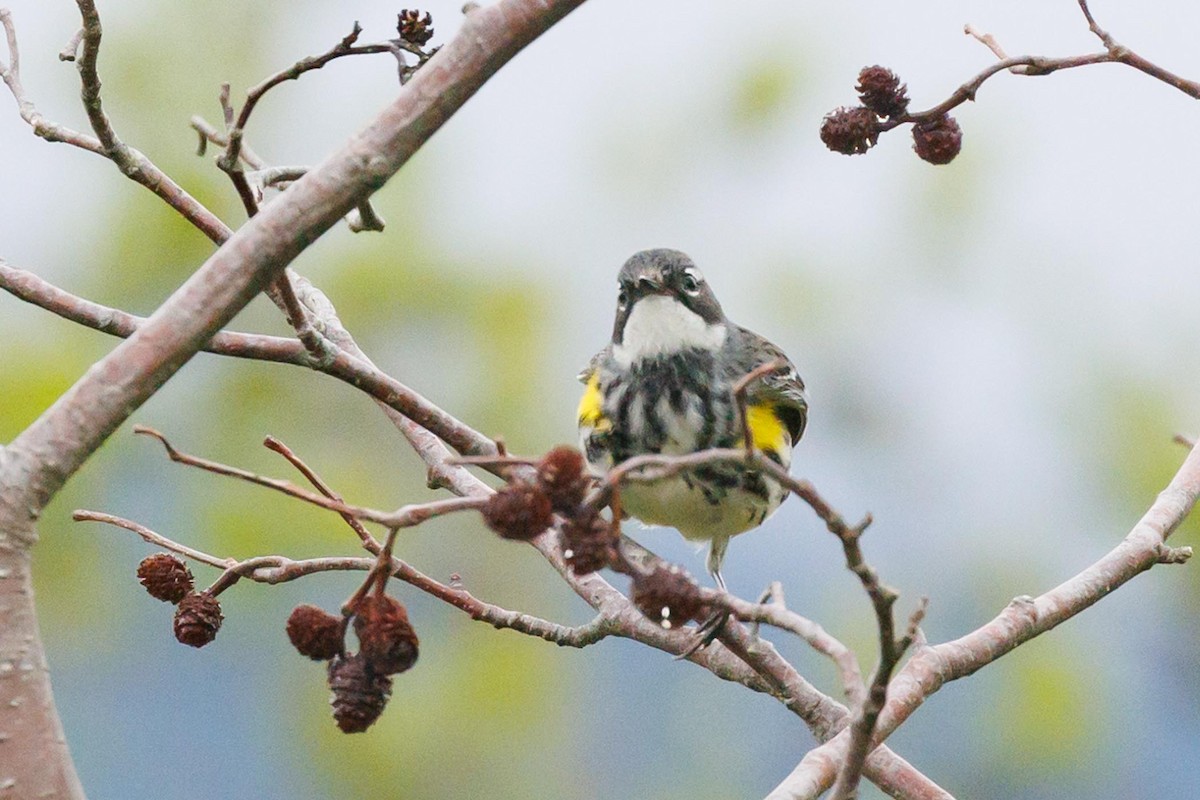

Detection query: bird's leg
xmin=676 ymin=562 xmax=730 ymax=659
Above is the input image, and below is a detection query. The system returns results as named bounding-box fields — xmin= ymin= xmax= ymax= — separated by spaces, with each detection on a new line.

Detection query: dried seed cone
xmin=631 ymin=565 xmax=707 ymax=629
xmin=173 ymin=591 xmax=223 ymax=648
xmin=561 ymin=508 xmax=619 ymax=575
xmin=537 ymin=446 xmax=590 ymax=513
xmin=819 ymin=106 xmax=879 ymax=155
xmin=912 ymin=114 xmax=963 ymax=165
xmin=856 ymin=65 xmax=909 ymax=119
xmin=286 ymin=604 xmax=344 ymax=661
xmin=353 ymin=594 xmax=419 ymax=675
xmin=137 ymin=553 xmax=194 ymax=604
xmin=481 ymin=482 xmax=554 ymax=541
xmin=397 ymin=9 xmax=434 ymax=45
xmin=328 ymin=654 xmax=392 ymax=734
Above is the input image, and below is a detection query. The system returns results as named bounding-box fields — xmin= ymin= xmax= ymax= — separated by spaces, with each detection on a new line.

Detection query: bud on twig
xmin=481 ymin=482 xmax=554 ymax=541
xmin=631 ymin=564 xmax=707 ymax=629
xmin=286 ymin=604 xmax=344 ymax=661
xmin=173 ymin=591 xmax=223 ymax=647
xmin=352 ymin=594 xmax=419 ymax=675
xmin=137 ymin=553 xmax=194 ymax=603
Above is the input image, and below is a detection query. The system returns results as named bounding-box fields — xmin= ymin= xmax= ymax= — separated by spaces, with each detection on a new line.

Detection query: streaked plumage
xmin=578 ymin=249 xmax=807 ymax=585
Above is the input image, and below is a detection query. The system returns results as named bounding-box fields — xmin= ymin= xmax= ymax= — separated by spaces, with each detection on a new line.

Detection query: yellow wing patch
xmin=745 ymin=403 xmax=789 ymax=456
xmin=577 ymin=373 xmax=610 ymax=430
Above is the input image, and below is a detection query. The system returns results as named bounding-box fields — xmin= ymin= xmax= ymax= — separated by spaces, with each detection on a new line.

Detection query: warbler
xmin=577 ymin=249 xmax=807 ymax=590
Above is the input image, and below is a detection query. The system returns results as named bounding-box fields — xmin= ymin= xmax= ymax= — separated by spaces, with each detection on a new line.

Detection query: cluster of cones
xmin=479 ymin=446 xmax=712 ymax=631
xmin=137 ymin=554 xmax=223 ymax=647
xmin=137 ymin=550 xmax=419 ymax=733
xmin=135 ymin=444 xmax=729 ymax=735
xmin=821 ymin=65 xmax=963 ymax=164
xmin=286 ymin=595 xmax=419 ymax=733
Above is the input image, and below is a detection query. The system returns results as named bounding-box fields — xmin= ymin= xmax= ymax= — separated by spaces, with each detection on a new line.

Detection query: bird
xmin=577 ymin=248 xmax=807 ymax=594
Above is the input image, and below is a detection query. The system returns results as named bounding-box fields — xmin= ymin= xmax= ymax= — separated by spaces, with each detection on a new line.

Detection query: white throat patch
xmin=612 ymin=295 xmax=727 ymax=367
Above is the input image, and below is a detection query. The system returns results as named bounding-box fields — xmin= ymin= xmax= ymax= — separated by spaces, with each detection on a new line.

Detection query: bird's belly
xmin=621 ymin=470 xmax=785 ymax=542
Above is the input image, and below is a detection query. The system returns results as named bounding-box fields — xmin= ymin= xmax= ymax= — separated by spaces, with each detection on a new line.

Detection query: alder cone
xmin=856 ymin=65 xmax=910 ymax=119
xmin=536 ymin=446 xmax=589 ymax=513
xmin=561 ymin=508 xmax=619 ymax=575
xmin=481 ymin=482 xmax=554 ymax=540
xmin=286 ymin=604 xmax=344 ymax=661
xmin=173 ymin=591 xmax=223 ymax=647
xmin=631 ymin=565 xmax=707 ymax=629
xmin=819 ymin=106 xmax=879 ymax=155
xmin=912 ymin=115 xmax=963 ymax=165
xmin=328 ymin=654 xmax=392 ymax=733
xmin=397 ymin=9 xmax=434 ymax=45
xmin=353 ymin=594 xmax=419 ymax=675
xmin=137 ymin=553 xmax=194 ymax=604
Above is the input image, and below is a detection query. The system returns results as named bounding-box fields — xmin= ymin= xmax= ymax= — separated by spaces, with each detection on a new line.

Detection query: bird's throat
xmin=613 ymin=295 xmax=727 ymax=367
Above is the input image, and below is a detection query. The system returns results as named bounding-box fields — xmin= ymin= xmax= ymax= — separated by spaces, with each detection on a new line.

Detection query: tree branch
xmin=0 ymin=8 xmax=103 ymax=153
xmin=0 ymin=5 xmax=589 ymax=798
xmin=0 ymin=259 xmax=501 ymax=461
xmin=131 ymin=425 xmax=485 ymax=528
xmin=768 ymin=439 xmax=1200 ymax=799
xmin=73 ymin=510 xmax=615 ymax=647
xmin=879 ymin=1 xmax=1200 ymax=134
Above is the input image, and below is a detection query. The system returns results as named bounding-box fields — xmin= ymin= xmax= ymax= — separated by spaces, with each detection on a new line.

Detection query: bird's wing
xmin=729 ymin=327 xmax=808 ymax=447
xmin=576 ymin=346 xmax=611 ymax=429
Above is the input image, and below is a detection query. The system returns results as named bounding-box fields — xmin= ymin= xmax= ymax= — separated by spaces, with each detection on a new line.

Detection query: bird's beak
xmin=632 ymin=271 xmax=668 ymax=295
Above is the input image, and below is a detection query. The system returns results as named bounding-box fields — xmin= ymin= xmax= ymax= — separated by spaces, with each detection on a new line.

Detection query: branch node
xmin=58 ymin=28 xmax=83 ymax=62
xmin=1155 ymin=544 xmax=1193 ymax=565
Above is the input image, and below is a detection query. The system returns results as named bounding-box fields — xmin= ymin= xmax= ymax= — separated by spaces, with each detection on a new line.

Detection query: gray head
xmin=610 ymin=249 xmax=728 ymax=364
xmin=611 ymin=249 xmax=725 ymax=346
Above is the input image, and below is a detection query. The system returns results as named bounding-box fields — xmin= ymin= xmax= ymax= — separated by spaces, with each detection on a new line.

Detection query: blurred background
xmin=2 ymin=1 xmax=1198 ymax=797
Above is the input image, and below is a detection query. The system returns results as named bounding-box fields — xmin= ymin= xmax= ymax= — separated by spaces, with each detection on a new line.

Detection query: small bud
xmin=136 ymin=553 xmax=193 ymax=604
xmin=561 ymin=507 xmax=619 ymax=576
xmin=328 ymin=654 xmax=392 ymax=733
xmin=173 ymin=591 xmax=223 ymax=647
xmin=352 ymin=594 xmax=419 ymax=675
xmin=856 ymin=66 xmax=910 ymax=119
xmin=912 ymin=114 xmax=962 ymax=164
xmin=397 ymin=9 xmax=435 ymax=46
xmin=819 ymin=106 xmax=880 ymax=155
xmin=286 ymin=604 xmax=344 ymax=661
xmin=631 ymin=564 xmax=707 ymax=629
xmin=536 ymin=446 xmax=590 ymax=513
xmin=481 ymin=482 xmax=554 ymax=541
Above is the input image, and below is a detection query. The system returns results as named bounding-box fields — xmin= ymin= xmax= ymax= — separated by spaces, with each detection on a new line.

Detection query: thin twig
xmin=0 ymin=261 xmax=504 ymax=463
xmin=218 ymin=23 xmax=395 ymax=171
xmin=132 ymin=425 xmax=486 ymax=527
xmin=732 ymin=359 xmax=789 ymax=455
xmin=769 ymin=439 xmax=1200 ymax=800
xmin=880 ymin=1 xmax=1200 ymax=136
xmin=0 ymin=9 xmax=104 ymax=153
xmin=71 ymin=510 xmax=232 ymax=569
xmin=828 ymin=600 xmax=928 ymax=800
xmin=271 ymin=270 xmax=332 ymax=362
xmin=74 ymin=510 xmax=614 ymax=646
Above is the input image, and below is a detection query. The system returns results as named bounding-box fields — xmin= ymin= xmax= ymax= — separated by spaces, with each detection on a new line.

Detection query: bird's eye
xmin=680 ymin=271 xmax=701 ymax=294
xmin=617 ymin=288 xmax=629 ymax=307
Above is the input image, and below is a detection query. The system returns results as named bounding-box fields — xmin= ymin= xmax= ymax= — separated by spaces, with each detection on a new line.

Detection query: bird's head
xmin=611 ymin=249 xmax=727 ymax=366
